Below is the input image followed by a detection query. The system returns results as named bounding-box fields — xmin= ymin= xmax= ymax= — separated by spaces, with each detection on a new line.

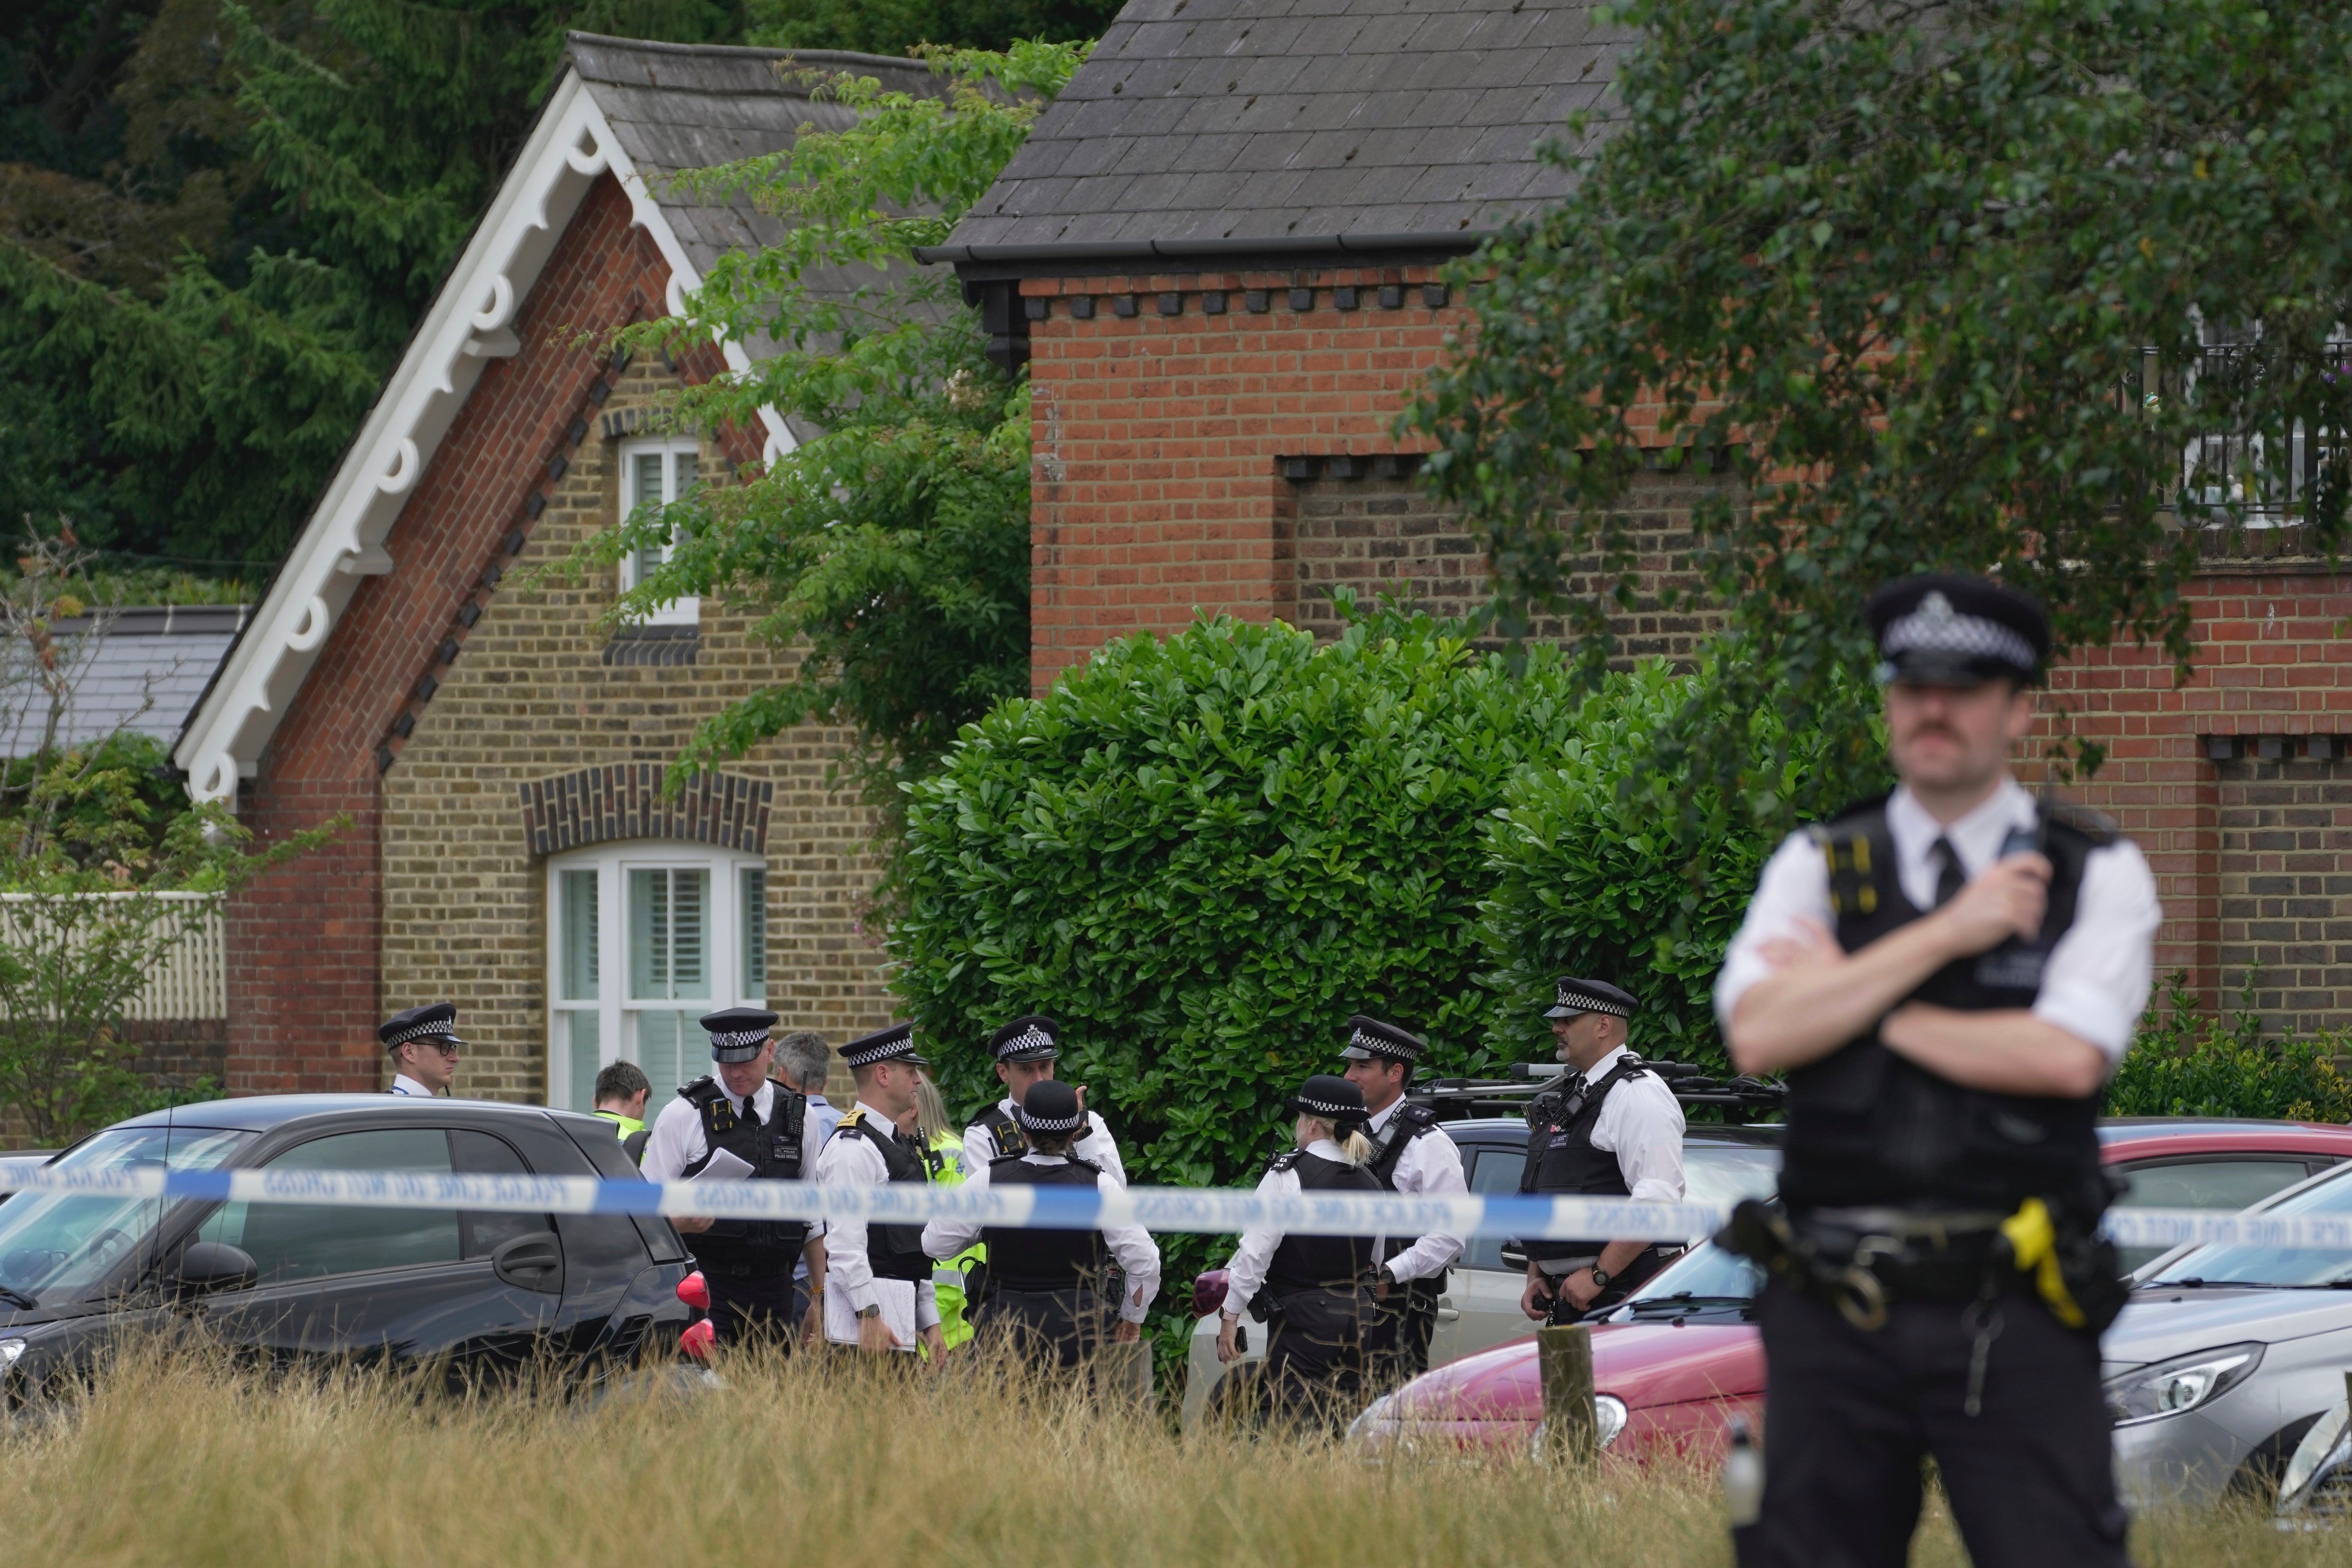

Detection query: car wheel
xmin=2229 ymin=1411 xmax=2327 ymax=1503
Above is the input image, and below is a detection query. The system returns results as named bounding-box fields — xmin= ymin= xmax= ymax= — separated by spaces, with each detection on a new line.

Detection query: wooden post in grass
xmin=1538 ymin=1323 xmax=1597 ymax=1461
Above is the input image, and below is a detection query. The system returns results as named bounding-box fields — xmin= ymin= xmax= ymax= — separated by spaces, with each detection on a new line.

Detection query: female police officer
xmin=1213 ymin=1074 xmax=1384 ymax=1426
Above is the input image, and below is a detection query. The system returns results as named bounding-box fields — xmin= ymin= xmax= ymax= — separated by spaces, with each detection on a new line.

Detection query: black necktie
xmin=740 ymin=1096 xmax=757 ymax=1126
xmin=1931 ymin=837 xmax=1965 ymax=907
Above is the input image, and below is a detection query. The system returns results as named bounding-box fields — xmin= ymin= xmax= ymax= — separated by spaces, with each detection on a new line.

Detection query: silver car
xmin=1179 ymin=1120 xmax=1782 ymax=1430
xmin=2106 ymin=1159 xmax=2352 ymax=1506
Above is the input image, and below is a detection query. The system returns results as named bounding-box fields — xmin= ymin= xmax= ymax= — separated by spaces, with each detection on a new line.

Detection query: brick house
xmin=173 ymin=35 xmax=934 ymax=1102
xmin=926 ymin=0 xmax=2352 ymax=1032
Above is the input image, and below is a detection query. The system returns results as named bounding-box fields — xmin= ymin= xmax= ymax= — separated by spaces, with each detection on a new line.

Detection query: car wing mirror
xmin=1499 ymin=1241 xmax=1529 ymax=1271
xmin=174 ymin=1241 xmax=257 ymax=1298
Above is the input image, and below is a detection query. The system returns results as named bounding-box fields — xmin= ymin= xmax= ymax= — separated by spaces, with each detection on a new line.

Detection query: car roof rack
xmin=1406 ymin=1057 xmax=1789 ymax=1119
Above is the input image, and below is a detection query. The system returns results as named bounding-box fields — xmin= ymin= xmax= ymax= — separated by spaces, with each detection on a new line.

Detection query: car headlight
xmin=0 ymin=1340 xmax=23 ymax=1373
xmin=1528 ymin=1395 xmax=1631 ymax=1458
xmin=2102 ymin=1343 xmax=2264 ymax=1427
xmin=1346 ymin=1391 xmax=1398 ymax=1444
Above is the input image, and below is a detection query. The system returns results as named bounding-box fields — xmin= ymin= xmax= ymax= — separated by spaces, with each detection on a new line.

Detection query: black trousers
xmin=704 ymin=1271 xmax=798 ymax=1350
xmin=1260 ymin=1285 xmax=1375 ymax=1428
xmin=1737 ymin=1279 xmax=2130 ymax=1568
xmin=1364 ymin=1279 xmax=1441 ymax=1387
xmin=970 ymin=1287 xmax=1109 ymax=1370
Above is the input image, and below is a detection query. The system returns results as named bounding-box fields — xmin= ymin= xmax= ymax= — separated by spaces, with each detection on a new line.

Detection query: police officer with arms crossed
xmin=1516 ymin=977 xmax=1687 ymax=1322
xmin=1717 ymin=575 xmax=2158 ymax=1568
xmin=1214 ymin=1074 xmax=1385 ymax=1426
xmin=1337 ymin=1015 xmax=1465 ymax=1384
xmin=965 ymin=1015 xmax=1127 ymax=1187
xmin=812 ymin=1023 xmax=945 ymax=1362
xmin=640 ymin=1007 xmax=816 ymax=1348
xmin=921 ymin=1079 xmax=1160 ymax=1368
xmin=381 ymin=1003 xmax=463 ymax=1096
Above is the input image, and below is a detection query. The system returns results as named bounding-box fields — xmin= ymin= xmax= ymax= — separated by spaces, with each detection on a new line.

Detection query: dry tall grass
xmin=0 ymin=1342 xmax=2334 ymax=1568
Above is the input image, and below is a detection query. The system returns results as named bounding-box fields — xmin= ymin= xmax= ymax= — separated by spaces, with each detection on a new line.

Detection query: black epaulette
xmin=1267 ymin=1148 xmax=1303 ymax=1175
xmin=1392 ymin=1101 xmax=1440 ymax=1138
xmin=2039 ymin=793 xmax=2119 ymax=847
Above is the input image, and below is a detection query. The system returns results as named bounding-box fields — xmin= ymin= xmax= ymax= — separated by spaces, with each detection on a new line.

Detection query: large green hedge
xmin=2109 ymin=977 xmax=2352 ymax=1123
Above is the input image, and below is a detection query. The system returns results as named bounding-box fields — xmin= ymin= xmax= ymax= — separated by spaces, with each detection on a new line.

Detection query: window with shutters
xmin=546 ymin=844 xmax=770 ymax=1110
xmin=618 ymin=438 xmax=702 ymax=627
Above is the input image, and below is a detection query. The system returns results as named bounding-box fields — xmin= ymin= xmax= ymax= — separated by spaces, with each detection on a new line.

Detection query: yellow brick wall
xmin=381 ymin=359 xmax=888 ymax=1105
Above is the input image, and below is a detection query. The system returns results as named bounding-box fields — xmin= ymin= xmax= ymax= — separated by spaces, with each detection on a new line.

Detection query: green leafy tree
xmin=1406 ymin=0 xmax=2352 ymax=824
xmin=567 ymin=40 xmax=1083 ymax=865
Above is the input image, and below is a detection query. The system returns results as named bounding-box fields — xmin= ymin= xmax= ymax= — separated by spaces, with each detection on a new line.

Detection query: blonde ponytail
xmin=1294 ymin=1113 xmax=1374 ymax=1166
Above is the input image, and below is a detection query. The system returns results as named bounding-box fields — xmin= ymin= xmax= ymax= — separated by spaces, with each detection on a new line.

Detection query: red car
xmin=1348 ymin=1118 xmax=2352 ymax=1460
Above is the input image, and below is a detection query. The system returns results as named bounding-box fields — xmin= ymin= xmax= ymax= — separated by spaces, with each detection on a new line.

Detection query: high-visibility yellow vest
xmin=591 ymin=1110 xmax=646 ymax=1138
xmin=923 ymin=1130 xmax=983 ymax=1350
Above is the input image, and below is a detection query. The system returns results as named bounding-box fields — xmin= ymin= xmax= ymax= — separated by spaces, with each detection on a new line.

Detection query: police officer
xmin=1515 ymin=977 xmax=1687 ymax=1322
xmin=380 ymin=1002 xmax=462 ymax=1096
xmin=922 ymin=1079 xmax=1160 ymax=1369
xmin=1716 ymin=574 xmax=2158 ymax=1568
xmin=1214 ymin=1074 xmax=1384 ymax=1427
xmin=639 ymin=1007 xmax=815 ymax=1348
xmin=590 ymin=1060 xmax=652 ymax=1164
xmin=964 ymin=1015 xmax=1127 ymax=1186
xmin=810 ymin=1023 xmax=944 ymax=1362
xmin=1337 ymin=1016 xmax=1465 ymax=1385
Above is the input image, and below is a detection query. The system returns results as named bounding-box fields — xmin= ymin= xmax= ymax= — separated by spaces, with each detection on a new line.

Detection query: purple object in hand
xmin=1193 ymin=1268 xmax=1231 ymax=1319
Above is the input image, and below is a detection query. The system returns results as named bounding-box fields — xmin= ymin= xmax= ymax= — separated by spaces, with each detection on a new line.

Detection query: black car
xmin=0 ymin=1096 xmax=692 ymax=1401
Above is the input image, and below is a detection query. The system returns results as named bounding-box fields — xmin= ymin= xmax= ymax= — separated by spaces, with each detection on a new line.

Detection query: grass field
xmin=0 ymin=1343 xmax=2336 ymax=1568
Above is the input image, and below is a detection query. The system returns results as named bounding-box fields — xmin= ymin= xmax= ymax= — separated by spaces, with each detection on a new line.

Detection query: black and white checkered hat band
xmin=995 ymin=1025 xmax=1056 ymax=1057
xmin=1295 ymin=1094 xmax=1359 ymax=1118
xmin=707 ymin=1028 xmax=768 ymax=1051
xmin=388 ymin=1020 xmax=464 ymax=1046
xmin=1013 ymin=1106 xmax=1084 ymax=1134
xmin=1556 ymin=990 xmax=1629 ymax=1018
xmin=1349 ymin=1028 xmax=1413 ymax=1058
xmin=1882 ymin=607 xmax=2037 ymax=671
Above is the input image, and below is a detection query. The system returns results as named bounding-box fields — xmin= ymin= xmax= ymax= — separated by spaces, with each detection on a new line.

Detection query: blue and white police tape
xmin=3 ymin=1160 xmax=2352 ymax=1252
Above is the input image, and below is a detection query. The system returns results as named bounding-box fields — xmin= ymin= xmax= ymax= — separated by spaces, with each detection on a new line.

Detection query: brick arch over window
xmin=520 ymin=765 xmax=772 ymax=857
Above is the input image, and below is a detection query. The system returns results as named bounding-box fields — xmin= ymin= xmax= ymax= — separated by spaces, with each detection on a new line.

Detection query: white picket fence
xmin=0 ymin=891 xmax=226 ymax=1021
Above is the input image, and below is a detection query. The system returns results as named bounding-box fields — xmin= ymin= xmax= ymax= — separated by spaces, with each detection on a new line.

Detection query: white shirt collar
xmin=1885 ymin=775 xmax=2035 ymax=894
xmin=1365 ymin=1096 xmax=1407 ymax=1135
xmin=389 ymin=1074 xmax=434 ymax=1097
xmin=717 ymin=1078 xmax=776 ymax=1117
xmin=1303 ymin=1138 xmax=1354 ymax=1162
xmin=1020 ymin=1151 xmax=1071 ymax=1165
xmin=1578 ymin=1043 xmax=1635 ymax=1088
xmin=852 ymin=1099 xmax=904 ymax=1135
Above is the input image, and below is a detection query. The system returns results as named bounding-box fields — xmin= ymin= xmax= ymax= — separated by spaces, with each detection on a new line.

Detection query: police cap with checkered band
xmin=988 ymin=1014 xmax=1061 ymax=1063
xmin=699 ymin=1006 xmax=778 ymax=1064
xmin=379 ymin=1002 xmax=464 ymax=1051
xmin=1012 ymin=1079 xmax=1086 ymax=1136
xmin=1867 ymin=573 xmax=2051 ymax=688
xmin=1544 ymin=977 xmax=1637 ymax=1021
xmin=1338 ymin=1014 xmax=1426 ymax=1065
xmin=1287 ymin=1073 xmax=1371 ymax=1127
xmin=839 ymin=1022 xmax=929 ymax=1069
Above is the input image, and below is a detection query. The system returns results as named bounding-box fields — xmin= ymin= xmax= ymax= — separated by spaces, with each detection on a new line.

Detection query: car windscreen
xmin=0 ymin=1126 xmax=253 ymax=1304
xmin=1619 ymin=1241 xmax=1765 ymax=1309
xmin=1684 ymin=1144 xmax=1781 ymax=1208
xmin=2146 ymin=1165 xmax=2352 ymax=1288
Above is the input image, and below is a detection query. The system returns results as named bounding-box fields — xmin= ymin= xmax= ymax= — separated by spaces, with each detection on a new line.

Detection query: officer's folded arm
xmin=1878 ymin=1005 xmax=2108 ymax=1098
xmin=1726 ymin=855 xmax=2052 ymax=1075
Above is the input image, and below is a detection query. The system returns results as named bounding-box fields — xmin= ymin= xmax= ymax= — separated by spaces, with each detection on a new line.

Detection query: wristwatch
xmin=856 ymin=1304 xmax=881 ymax=1320
xmin=1588 ymin=1265 xmax=1613 ymax=1291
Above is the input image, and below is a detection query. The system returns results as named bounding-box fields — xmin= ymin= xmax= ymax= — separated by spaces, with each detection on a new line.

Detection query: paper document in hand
xmin=690 ymin=1149 xmax=755 ymax=1183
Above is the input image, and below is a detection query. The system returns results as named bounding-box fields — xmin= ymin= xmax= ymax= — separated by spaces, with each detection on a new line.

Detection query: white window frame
xmin=546 ymin=841 xmax=770 ymax=1111
xmin=618 ymin=437 xmax=703 ymax=627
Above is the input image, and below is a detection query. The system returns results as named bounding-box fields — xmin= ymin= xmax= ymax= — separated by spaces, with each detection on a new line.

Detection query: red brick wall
xmin=1024 ymin=267 xmax=1463 ymax=694
xmin=226 ymin=175 xmax=682 ymax=1094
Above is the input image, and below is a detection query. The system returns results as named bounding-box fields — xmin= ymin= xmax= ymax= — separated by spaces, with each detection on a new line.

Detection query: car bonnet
xmin=2103 ymin=1287 xmax=2352 ymax=1368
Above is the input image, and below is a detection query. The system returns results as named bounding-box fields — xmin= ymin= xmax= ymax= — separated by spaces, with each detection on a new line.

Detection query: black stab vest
xmin=1777 ymin=796 xmax=2111 ymax=1219
xmin=677 ymin=1077 xmax=806 ymax=1277
xmin=1262 ymin=1150 xmax=1382 ymax=1296
xmin=832 ymin=1112 xmax=934 ymax=1282
xmin=1365 ymin=1102 xmax=1448 ymax=1271
xmin=980 ymin=1156 xmax=1108 ymax=1293
xmin=1516 ymin=1058 xmax=1651 ymax=1263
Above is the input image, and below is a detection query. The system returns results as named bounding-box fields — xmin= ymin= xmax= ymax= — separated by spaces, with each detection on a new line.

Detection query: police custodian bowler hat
xmin=700 ymin=1006 xmax=779 ymax=1064
xmin=1545 ymin=977 xmax=1637 ymax=1020
xmin=988 ymin=1014 xmax=1060 ymax=1062
xmin=1012 ymin=1079 xmax=1085 ymax=1135
xmin=1866 ymin=573 xmax=2051 ymax=688
xmin=1339 ymin=1014 xmax=1426 ymax=1064
xmin=1288 ymin=1073 xmax=1371 ymax=1127
xmin=380 ymin=1002 xmax=464 ymax=1050
xmin=839 ymin=1023 xmax=928 ymax=1069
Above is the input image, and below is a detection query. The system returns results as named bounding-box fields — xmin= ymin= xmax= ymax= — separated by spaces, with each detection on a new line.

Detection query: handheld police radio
xmin=1973 ymin=814 xmax=2051 ymax=988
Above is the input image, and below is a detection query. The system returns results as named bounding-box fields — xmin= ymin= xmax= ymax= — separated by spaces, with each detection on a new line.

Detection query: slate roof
xmin=934 ymin=0 xmax=1630 ymax=264
xmin=0 ymin=607 xmax=249 ymax=755
xmin=565 ymin=35 xmax=955 ymax=283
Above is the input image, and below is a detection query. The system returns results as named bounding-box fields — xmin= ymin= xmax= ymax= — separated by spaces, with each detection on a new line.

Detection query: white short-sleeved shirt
xmin=920 ymin=1153 xmax=1162 ymax=1322
xmin=1362 ymin=1101 xmax=1466 ymax=1283
xmin=811 ymin=1103 xmax=940 ymax=1349
xmin=964 ymin=1099 xmax=1127 ymax=1187
xmin=1712 ymin=777 xmax=2161 ymax=1063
